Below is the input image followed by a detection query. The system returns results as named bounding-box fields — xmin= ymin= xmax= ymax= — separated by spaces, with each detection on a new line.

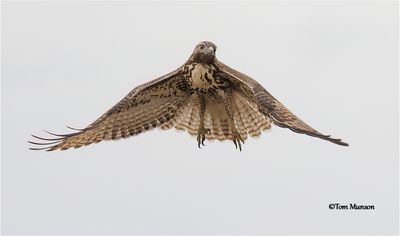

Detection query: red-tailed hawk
xmin=29 ymin=41 xmax=348 ymax=151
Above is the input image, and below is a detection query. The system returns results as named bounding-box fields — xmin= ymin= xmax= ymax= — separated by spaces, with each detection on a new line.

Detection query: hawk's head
xmin=188 ymin=41 xmax=217 ymax=64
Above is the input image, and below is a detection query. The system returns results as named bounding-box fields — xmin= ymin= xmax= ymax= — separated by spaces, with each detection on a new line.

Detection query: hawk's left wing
xmin=216 ymin=59 xmax=348 ymax=146
xmin=29 ymin=67 xmax=190 ymax=151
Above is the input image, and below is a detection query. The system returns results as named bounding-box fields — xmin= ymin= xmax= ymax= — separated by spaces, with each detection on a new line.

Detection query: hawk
xmin=29 ymin=41 xmax=348 ymax=151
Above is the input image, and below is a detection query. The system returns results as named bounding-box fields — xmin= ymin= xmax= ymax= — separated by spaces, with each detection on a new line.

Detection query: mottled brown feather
xmin=160 ymin=92 xmax=271 ymax=141
xmin=216 ymin=59 xmax=348 ymax=146
xmin=30 ymin=67 xmax=190 ymax=151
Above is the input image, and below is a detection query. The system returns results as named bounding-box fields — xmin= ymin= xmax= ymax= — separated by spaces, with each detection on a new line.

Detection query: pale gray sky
xmin=2 ymin=1 xmax=398 ymax=235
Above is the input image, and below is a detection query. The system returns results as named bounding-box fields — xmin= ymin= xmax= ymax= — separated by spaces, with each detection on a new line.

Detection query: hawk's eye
xmin=199 ymin=45 xmax=205 ymax=50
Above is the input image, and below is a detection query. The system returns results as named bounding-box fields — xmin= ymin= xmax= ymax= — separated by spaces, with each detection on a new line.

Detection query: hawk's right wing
xmin=29 ymin=67 xmax=190 ymax=151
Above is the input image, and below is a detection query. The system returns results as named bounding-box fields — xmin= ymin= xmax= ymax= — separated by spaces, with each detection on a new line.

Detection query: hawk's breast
xmin=183 ymin=63 xmax=225 ymax=92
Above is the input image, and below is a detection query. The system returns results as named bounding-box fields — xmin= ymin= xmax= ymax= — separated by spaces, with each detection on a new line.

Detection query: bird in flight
xmin=29 ymin=41 xmax=348 ymax=151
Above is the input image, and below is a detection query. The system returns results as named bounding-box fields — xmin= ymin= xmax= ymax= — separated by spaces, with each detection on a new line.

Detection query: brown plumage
xmin=29 ymin=41 xmax=348 ymax=151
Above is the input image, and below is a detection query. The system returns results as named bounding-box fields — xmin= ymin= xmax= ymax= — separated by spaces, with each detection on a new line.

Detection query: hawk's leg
xmin=223 ymin=90 xmax=244 ymax=151
xmin=197 ymin=95 xmax=210 ymax=148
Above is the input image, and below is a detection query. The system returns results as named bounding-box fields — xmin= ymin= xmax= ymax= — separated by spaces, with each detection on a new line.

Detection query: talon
xmin=197 ymin=134 xmax=202 ymax=148
xmin=232 ymin=131 xmax=244 ymax=151
xmin=196 ymin=126 xmax=209 ymax=148
xmin=206 ymin=128 xmax=211 ymax=135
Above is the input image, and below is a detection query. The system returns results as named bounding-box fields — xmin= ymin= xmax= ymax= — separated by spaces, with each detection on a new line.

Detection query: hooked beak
xmin=207 ymin=46 xmax=215 ymax=55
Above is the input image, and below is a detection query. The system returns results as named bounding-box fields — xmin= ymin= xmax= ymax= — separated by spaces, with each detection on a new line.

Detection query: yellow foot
xmin=197 ymin=127 xmax=211 ymax=148
xmin=232 ymin=131 xmax=245 ymax=151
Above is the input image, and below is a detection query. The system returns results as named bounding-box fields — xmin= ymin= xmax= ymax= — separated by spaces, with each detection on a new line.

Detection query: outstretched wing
xmin=216 ymin=60 xmax=348 ymax=146
xmin=29 ymin=67 xmax=190 ymax=151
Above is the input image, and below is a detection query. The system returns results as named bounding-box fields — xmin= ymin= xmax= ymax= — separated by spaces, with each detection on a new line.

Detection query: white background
xmin=2 ymin=1 xmax=398 ymax=235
